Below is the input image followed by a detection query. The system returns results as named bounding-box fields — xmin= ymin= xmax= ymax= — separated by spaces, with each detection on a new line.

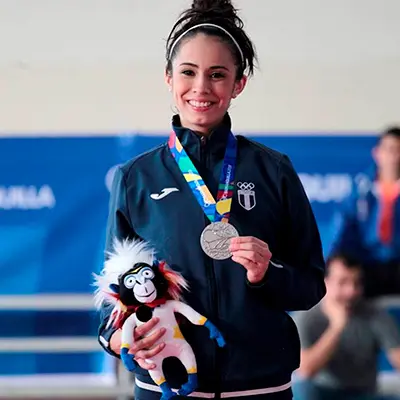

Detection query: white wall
xmin=1 ymin=0 xmax=399 ymax=135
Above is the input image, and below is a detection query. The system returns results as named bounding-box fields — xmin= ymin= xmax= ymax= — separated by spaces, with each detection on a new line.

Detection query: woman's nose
xmin=192 ymin=75 xmax=211 ymax=94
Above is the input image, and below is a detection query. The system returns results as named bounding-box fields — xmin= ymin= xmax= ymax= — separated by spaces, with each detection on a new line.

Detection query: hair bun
xmin=191 ymin=0 xmax=238 ymax=22
xmin=166 ymin=0 xmax=256 ymax=78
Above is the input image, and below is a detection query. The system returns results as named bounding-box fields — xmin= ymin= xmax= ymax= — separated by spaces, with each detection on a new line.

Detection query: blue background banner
xmin=0 ymin=134 xmax=397 ymax=376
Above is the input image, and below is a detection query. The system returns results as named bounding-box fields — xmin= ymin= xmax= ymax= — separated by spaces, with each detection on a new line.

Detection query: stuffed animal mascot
xmin=93 ymin=238 xmax=226 ymax=400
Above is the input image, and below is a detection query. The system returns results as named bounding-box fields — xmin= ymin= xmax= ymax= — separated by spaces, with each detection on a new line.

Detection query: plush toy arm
xmin=120 ymin=313 xmax=138 ymax=372
xmin=169 ymin=300 xmax=226 ymax=347
xmin=203 ymin=319 xmax=226 ymax=347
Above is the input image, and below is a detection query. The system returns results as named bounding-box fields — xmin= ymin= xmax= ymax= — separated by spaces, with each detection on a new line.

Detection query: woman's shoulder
xmin=119 ymin=142 xmax=168 ymax=177
xmin=236 ymin=135 xmax=291 ymax=167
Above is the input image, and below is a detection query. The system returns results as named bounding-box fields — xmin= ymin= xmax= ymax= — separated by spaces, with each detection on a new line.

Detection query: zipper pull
xmin=200 ymin=136 xmax=207 ymax=147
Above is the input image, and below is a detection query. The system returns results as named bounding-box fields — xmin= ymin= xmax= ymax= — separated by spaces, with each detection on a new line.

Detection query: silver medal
xmin=200 ymin=221 xmax=239 ymax=260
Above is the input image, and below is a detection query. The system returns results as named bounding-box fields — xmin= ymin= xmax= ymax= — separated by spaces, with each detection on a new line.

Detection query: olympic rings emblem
xmin=237 ymin=182 xmax=255 ymax=191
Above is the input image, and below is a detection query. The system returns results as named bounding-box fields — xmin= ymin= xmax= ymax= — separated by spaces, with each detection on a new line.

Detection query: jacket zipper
xmin=200 ymin=136 xmax=221 ymax=398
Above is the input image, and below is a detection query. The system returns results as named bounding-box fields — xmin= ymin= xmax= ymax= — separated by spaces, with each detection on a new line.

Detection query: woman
xmin=98 ymin=0 xmax=326 ymax=399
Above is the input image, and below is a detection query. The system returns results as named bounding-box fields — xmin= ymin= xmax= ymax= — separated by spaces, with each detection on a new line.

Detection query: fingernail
xmin=160 ymin=343 xmax=166 ymax=349
xmin=160 ymin=327 xmax=166 ymax=333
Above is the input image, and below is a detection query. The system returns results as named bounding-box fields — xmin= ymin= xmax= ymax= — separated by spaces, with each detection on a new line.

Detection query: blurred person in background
xmin=96 ymin=0 xmax=326 ymax=399
xmin=328 ymin=126 xmax=400 ymax=297
xmin=292 ymin=253 xmax=400 ymax=400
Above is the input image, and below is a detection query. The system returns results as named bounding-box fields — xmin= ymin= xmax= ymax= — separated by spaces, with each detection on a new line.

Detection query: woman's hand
xmin=229 ymin=236 xmax=272 ymax=284
xmin=110 ymin=317 xmax=166 ymax=370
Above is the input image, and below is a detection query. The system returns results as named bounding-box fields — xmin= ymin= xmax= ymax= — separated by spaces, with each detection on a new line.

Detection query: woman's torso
xmin=119 ymin=125 xmax=299 ymax=393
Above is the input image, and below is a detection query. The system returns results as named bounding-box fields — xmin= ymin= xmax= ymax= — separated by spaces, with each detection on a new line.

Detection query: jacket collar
xmin=171 ymin=113 xmax=232 ymax=163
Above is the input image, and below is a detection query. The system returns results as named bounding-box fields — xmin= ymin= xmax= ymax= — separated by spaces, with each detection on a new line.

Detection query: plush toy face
xmin=113 ymin=262 xmax=169 ymax=306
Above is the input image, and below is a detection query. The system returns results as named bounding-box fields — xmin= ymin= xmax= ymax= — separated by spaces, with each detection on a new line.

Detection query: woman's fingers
xmin=135 ymin=342 xmax=166 ymax=363
xmin=134 ymin=317 xmax=160 ymax=338
xmin=136 ymin=358 xmax=156 ymax=370
xmin=130 ymin=327 xmax=166 ymax=354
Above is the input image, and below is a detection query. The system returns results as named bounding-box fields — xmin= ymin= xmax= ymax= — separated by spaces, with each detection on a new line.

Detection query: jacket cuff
xmin=98 ymin=326 xmax=121 ymax=359
xmin=246 ymin=260 xmax=285 ymax=289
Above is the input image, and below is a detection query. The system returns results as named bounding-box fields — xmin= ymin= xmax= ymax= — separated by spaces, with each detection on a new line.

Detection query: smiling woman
xmin=97 ymin=1 xmax=326 ymax=399
xmin=165 ymin=33 xmax=245 ymax=134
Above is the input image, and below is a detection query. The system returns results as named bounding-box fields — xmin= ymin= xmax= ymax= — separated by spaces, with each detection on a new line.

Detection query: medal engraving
xmin=200 ymin=222 xmax=239 ymax=260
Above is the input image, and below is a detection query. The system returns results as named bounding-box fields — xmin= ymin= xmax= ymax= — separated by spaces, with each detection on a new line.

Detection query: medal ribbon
xmin=168 ymin=131 xmax=237 ymax=223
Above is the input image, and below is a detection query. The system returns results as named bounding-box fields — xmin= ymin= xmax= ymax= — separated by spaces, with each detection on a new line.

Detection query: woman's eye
xmin=211 ymin=72 xmax=225 ymax=79
xmin=182 ymin=70 xmax=195 ymax=76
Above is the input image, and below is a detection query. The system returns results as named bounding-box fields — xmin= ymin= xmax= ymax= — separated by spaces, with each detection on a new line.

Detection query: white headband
xmin=168 ymin=23 xmax=244 ymax=65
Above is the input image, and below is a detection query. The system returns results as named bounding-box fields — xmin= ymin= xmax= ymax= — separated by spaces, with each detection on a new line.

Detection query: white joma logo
xmin=150 ymin=187 xmax=179 ymax=200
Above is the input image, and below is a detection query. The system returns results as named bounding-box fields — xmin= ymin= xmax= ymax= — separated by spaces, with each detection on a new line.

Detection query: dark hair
xmin=381 ymin=126 xmax=400 ymax=140
xmin=325 ymin=252 xmax=361 ymax=277
xmin=165 ymin=0 xmax=257 ymax=80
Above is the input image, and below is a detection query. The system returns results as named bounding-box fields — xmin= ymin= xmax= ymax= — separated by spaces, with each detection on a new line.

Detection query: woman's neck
xmin=179 ymin=117 xmax=224 ymax=137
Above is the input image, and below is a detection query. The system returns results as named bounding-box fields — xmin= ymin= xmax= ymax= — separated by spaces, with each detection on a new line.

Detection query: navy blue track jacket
xmin=98 ymin=114 xmax=326 ymax=394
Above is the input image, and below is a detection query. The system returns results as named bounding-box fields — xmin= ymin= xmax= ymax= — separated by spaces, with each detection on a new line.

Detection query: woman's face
xmin=165 ymin=33 xmax=246 ymax=134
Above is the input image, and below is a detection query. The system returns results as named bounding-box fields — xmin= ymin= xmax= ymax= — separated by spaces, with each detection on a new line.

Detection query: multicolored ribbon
xmin=168 ymin=132 xmax=237 ymax=223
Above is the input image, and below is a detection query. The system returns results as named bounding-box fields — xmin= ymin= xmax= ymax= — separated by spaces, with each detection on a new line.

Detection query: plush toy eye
xmin=123 ymin=274 xmax=136 ymax=289
xmin=141 ymin=268 xmax=155 ymax=279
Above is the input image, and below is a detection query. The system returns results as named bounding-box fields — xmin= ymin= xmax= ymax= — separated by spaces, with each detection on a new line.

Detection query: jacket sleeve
xmin=247 ymin=155 xmax=326 ymax=311
xmin=97 ymin=165 xmax=136 ymax=358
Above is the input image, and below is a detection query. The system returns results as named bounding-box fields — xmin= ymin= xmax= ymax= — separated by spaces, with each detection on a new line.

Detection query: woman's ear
xmin=165 ymin=70 xmax=173 ymax=92
xmin=232 ymin=75 xmax=247 ymax=99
